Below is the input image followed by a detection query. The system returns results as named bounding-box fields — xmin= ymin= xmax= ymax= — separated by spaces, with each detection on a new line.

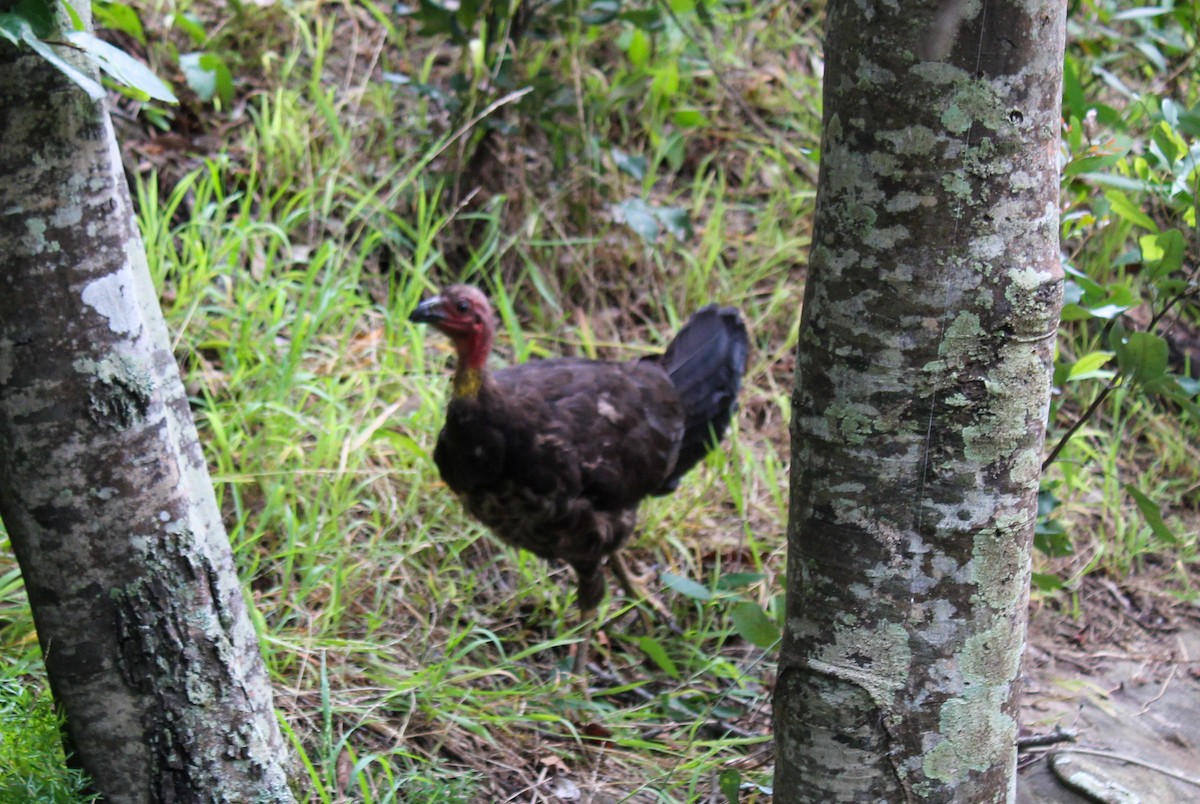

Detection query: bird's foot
xmin=609 ymin=554 xmax=683 ymax=636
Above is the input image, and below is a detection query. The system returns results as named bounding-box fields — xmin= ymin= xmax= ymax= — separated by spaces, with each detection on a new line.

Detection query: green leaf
xmin=1100 ymin=283 xmax=1139 ymax=309
xmin=1038 ymin=489 xmax=1061 ymax=518
xmin=1104 ymin=189 xmax=1158 ymax=232
xmin=64 ymin=31 xmax=176 ymax=102
xmin=1161 ymin=98 xmax=1180 ymax=128
xmin=1060 ymin=280 xmax=1085 ymax=308
xmin=662 ymin=130 xmax=686 ymax=171
xmin=610 ymin=147 xmax=646 ymax=180
xmin=1063 ymin=153 xmax=1125 ymax=177
xmin=1081 ymin=303 xmax=1132 ymax=320
xmin=1061 ymin=265 xmax=1141 ymax=320
xmin=180 ymin=52 xmax=214 ymax=98
xmin=718 ymin=768 xmax=742 ymax=803
xmin=715 ymin=571 xmax=766 ymax=591
xmin=1138 ymin=230 xmax=1185 ymax=279
xmin=579 ymin=0 xmax=619 ymax=26
xmin=1034 ymin=518 xmax=1072 ymax=557
xmin=654 ymin=205 xmax=693 ymax=240
xmin=627 ymin=27 xmax=650 ymax=68
xmin=1113 ymin=331 xmax=1169 ymax=387
xmin=620 ymin=8 xmax=663 ymax=30
xmin=1034 ymin=490 xmax=1072 ymax=558
xmin=171 ymin=13 xmax=208 ymax=46
xmin=651 ymin=59 xmax=680 ymax=98
xmin=613 ymin=198 xmax=660 ymax=243
xmin=180 ymin=51 xmax=233 ymax=105
xmin=206 ymin=53 xmax=235 ymax=105
xmin=612 ymin=197 xmax=692 ymax=242
xmin=62 ymin=0 xmax=83 ymax=31
xmin=1150 ymin=121 xmax=1180 ymax=165
xmin=93 ymin=1 xmax=146 ymax=44
xmin=1067 ymin=350 xmax=1115 ymax=381
xmin=1170 ymin=391 xmax=1200 ymax=425
xmin=0 ymin=14 xmax=23 ymax=45
xmin=15 ymin=0 xmax=54 ymax=37
xmin=1176 ymin=108 xmax=1200 ymax=139
xmin=17 ymin=22 xmax=105 ymax=100
xmin=1112 ymin=6 xmax=1170 ymax=19
xmin=673 ymin=108 xmax=708 ymax=128
xmin=1174 ymin=375 xmax=1200 ymax=398
xmin=1063 ymin=113 xmax=1083 ymax=153
xmin=1031 ymin=572 xmax=1065 ymax=592
xmin=661 ymin=571 xmax=712 ymax=601
xmin=637 ymin=636 xmax=680 ymax=679
xmin=1124 ymin=485 xmax=1178 ymax=546
xmin=730 ymin=601 xmax=780 ymax=649
xmin=1063 ymin=56 xmax=1085 ymax=122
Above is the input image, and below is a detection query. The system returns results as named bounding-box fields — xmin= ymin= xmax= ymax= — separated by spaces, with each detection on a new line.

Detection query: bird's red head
xmin=410 ymin=285 xmax=495 ymax=372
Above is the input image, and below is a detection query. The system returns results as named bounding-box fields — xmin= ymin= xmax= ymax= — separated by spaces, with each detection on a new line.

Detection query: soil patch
xmin=1018 ymin=574 xmax=1200 ymax=802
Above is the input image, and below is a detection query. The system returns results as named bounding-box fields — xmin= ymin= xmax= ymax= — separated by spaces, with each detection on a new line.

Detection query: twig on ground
xmin=1017 ymin=725 xmax=1078 ymax=750
xmin=1136 ymin=662 xmax=1178 ymax=716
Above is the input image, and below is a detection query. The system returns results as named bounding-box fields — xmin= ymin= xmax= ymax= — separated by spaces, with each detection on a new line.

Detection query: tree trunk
xmin=0 ymin=8 xmax=294 ymax=802
xmin=774 ymin=1 xmax=1065 ymax=801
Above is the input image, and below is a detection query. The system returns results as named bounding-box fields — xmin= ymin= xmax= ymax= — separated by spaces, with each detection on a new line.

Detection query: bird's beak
xmin=410 ymin=295 xmax=446 ymax=325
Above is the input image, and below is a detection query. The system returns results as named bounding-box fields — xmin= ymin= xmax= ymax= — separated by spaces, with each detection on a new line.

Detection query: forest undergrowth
xmin=1 ymin=0 xmax=1198 ymax=801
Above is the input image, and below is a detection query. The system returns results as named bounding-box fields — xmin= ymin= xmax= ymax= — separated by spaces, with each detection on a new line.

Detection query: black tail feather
xmin=649 ymin=305 xmax=749 ymax=494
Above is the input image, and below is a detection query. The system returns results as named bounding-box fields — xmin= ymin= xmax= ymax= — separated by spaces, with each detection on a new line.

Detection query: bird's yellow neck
xmin=453 ymin=366 xmax=484 ymax=399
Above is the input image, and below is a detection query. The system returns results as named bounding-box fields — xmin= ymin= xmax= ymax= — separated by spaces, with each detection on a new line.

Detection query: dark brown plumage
xmin=411 ymin=285 xmax=748 ymax=668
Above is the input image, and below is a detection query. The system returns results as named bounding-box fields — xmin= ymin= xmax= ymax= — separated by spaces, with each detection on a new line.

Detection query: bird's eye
xmin=455 ymin=300 xmax=470 ymax=314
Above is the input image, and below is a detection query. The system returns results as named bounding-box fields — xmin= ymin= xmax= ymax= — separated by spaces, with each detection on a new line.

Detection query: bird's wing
xmin=493 ymin=358 xmax=684 ymax=509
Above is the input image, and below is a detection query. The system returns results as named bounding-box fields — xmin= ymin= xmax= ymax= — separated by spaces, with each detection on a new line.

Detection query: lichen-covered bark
xmin=0 ymin=9 xmax=293 ymax=802
xmin=774 ymin=1 xmax=1066 ymax=800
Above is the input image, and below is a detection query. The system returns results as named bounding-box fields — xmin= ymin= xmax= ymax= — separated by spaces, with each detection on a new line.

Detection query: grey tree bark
xmin=0 ymin=5 xmax=294 ymax=801
xmin=774 ymin=1 xmax=1066 ymax=801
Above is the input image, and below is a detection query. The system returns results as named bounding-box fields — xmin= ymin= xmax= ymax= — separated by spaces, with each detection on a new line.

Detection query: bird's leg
xmin=573 ymin=608 xmax=596 ymax=676
xmin=571 ymin=563 xmax=607 ymax=675
xmin=609 ymin=552 xmax=682 ymax=635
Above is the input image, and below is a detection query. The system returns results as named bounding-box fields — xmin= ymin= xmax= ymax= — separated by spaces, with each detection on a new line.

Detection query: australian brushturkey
xmin=411 ymin=285 xmax=748 ymax=670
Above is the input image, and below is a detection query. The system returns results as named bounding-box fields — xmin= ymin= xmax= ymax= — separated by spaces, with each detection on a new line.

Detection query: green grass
xmin=0 ymin=659 xmax=96 ymax=802
xmin=1 ymin=0 xmax=1198 ymax=799
xmin=118 ymin=2 xmax=805 ymax=798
